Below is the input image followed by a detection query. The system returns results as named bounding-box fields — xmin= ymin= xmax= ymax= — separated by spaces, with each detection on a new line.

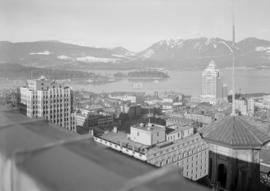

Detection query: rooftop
xmin=165 ymin=125 xmax=193 ymax=134
xmin=101 ymin=131 xmax=149 ymax=152
xmin=0 ymin=106 xmax=210 ymax=191
xmin=165 ymin=127 xmax=175 ymax=134
xmin=166 ymin=116 xmax=193 ymax=126
xmin=202 ymin=115 xmax=270 ymax=149
xmin=131 ymin=123 xmax=165 ymax=132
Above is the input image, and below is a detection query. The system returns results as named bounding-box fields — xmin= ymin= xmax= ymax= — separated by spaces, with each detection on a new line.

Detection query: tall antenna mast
xmin=231 ymin=0 xmax=236 ymax=116
xmin=148 ymin=106 xmax=151 ymax=124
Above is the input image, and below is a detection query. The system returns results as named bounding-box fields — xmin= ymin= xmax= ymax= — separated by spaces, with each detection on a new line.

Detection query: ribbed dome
xmin=202 ymin=116 xmax=270 ymax=149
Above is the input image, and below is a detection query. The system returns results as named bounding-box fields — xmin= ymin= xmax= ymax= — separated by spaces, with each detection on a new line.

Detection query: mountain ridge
xmin=1 ymin=37 xmax=270 ymax=70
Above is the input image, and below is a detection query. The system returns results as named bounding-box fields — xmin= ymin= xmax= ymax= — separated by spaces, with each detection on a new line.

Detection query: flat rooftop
xmin=132 ymin=123 xmax=165 ymax=132
xmin=166 ymin=125 xmax=193 ymax=134
xmin=0 ymin=106 xmax=210 ymax=191
xmin=101 ymin=131 xmax=149 ymax=152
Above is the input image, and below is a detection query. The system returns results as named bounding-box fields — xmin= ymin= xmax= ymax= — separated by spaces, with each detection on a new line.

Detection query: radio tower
xmin=231 ymin=0 xmax=236 ymax=116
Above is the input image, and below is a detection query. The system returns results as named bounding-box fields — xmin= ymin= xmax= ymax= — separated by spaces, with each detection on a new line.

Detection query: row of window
xmin=43 ymin=111 xmax=69 ymax=115
xmin=41 ymin=93 xmax=70 ymax=98
xmin=152 ymin=140 xmax=204 ymax=157
xmin=150 ymin=145 xmax=208 ymax=168
xmin=42 ymin=106 xmax=70 ymax=111
xmin=42 ymin=99 xmax=70 ymax=103
xmin=167 ymin=132 xmax=182 ymax=141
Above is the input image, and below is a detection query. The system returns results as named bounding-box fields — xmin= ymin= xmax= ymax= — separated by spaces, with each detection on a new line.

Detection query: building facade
xmin=235 ymin=99 xmax=248 ymax=115
xmin=147 ymin=134 xmax=209 ymax=181
xmin=19 ymin=76 xmax=76 ymax=131
xmin=165 ymin=125 xmax=193 ymax=142
xmin=130 ymin=123 xmax=166 ymax=146
xmin=247 ymin=98 xmax=255 ymax=116
xmin=74 ymin=109 xmax=91 ymax=127
xmin=83 ymin=112 xmax=113 ymax=130
xmin=76 ymin=107 xmax=113 ymax=128
xmin=184 ymin=113 xmax=213 ymax=124
xmin=96 ymin=121 xmax=209 ymax=181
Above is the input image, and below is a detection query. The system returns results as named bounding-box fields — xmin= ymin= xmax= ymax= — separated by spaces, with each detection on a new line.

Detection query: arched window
xmin=218 ymin=164 xmax=227 ymax=188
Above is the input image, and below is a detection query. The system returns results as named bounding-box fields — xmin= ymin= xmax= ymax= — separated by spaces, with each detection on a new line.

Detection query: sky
xmin=1 ymin=0 xmax=270 ymax=51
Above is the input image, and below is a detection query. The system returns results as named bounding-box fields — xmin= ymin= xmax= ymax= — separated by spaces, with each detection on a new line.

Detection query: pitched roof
xmin=201 ymin=116 xmax=270 ymax=149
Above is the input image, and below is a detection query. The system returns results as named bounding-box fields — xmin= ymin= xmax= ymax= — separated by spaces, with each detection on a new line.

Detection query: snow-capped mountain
xmin=137 ymin=37 xmax=233 ymax=61
xmin=0 ymin=37 xmax=270 ymax=70
xmin=136 ymin=37 xmax=270 ymax=69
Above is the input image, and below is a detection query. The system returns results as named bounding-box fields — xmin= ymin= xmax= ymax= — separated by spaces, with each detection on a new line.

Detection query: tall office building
xmin=19 ymin=76 xmax=76 ymax=131
xmin=200 ymin=60 xmax=227 ymax=104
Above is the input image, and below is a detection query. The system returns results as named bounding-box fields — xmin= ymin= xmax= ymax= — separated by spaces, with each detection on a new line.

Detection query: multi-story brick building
xmin=19 ymin=76 xmax=76 ymax=131
xmin=76 ymin=108 xmax=114 ymax=132
xmin=95 ymin=122 xmax=209 ymax=181
xmin=146 ymin=133 xmax=209 ymax=181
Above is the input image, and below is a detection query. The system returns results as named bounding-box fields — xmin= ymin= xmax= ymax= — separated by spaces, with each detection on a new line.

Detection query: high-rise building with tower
xmin=19 ymin=76 xmax=76 ymax=131
xmin=200 ymin=60 xmax=227 ymax=104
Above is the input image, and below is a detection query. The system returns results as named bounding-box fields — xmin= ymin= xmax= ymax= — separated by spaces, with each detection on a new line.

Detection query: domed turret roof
xmin=202 ymin=115 xmax=270 ymax=149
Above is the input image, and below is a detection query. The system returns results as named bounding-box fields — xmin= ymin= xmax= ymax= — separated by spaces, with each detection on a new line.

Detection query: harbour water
xmin=70 ymin=69 xmax=270 ymax=97
xmin=1 ymin=69 xmax=269 ymax=97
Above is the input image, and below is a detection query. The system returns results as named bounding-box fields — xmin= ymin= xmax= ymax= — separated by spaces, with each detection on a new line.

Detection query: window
xmin=137 ymin=132 xmax=140 ymax=136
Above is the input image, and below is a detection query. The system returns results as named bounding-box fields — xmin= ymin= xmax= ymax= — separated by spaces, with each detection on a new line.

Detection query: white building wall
xmin=183 ymin=128 xmax=193 ymax=138
xmin=235 ymin=99 xmax=248 ymax=115
xmin=151 ymin=128 xmax=166 ymax=145
xmin=247 ymin=98 xmax=255 ymax=116
xmin=130 ymin=127 xmax=152 ymax=145
xmin=130 ymin=125 xmax=166 ymax=146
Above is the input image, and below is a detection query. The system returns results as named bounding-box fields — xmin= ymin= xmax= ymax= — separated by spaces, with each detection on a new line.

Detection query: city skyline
xmin=1 ymin=0 xmax=270 ymax=191
xmin=1 ymin=0 xmax=270 ymax=51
